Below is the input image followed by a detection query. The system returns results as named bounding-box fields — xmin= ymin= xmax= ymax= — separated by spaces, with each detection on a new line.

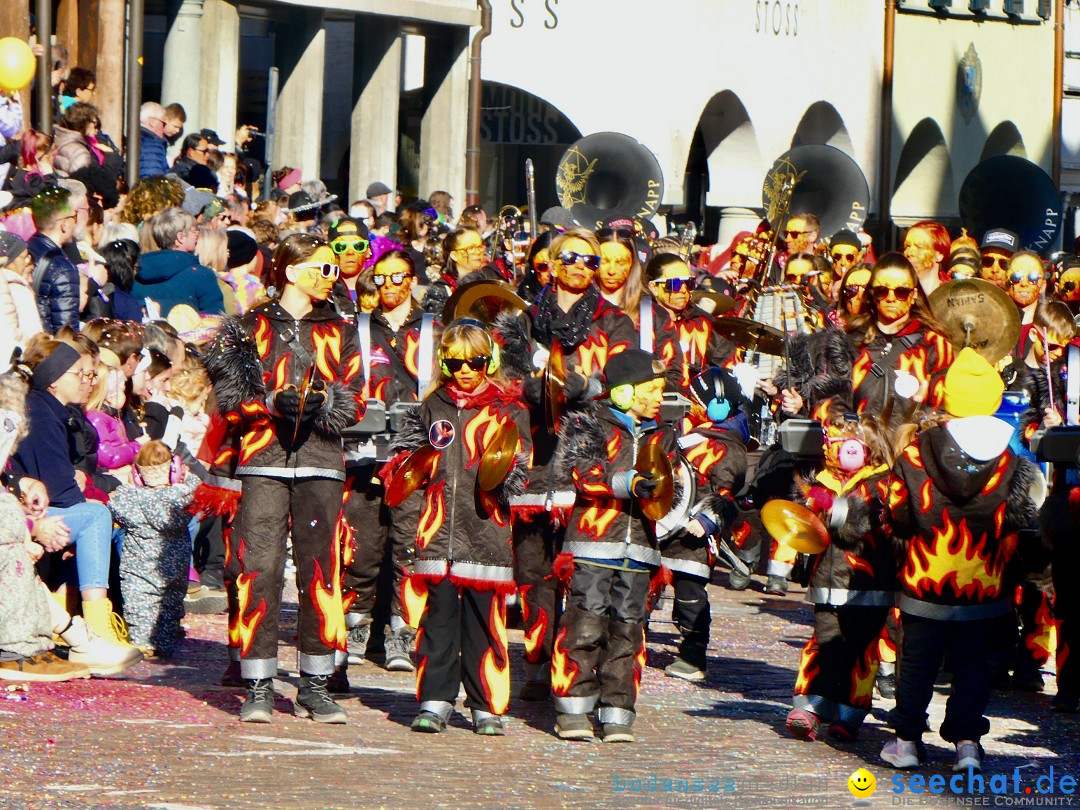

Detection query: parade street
xmin=1 ymin=575 xmax=1075 ymax=810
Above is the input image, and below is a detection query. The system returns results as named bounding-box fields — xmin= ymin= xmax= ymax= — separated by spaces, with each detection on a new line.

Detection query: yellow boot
xmin=81 ymin=599 xmax=142 ymax=655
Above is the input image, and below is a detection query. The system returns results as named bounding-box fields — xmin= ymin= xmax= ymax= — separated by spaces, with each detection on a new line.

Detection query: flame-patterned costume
xmin=666 ymin=304 xmax=736 ymax=390
xmin=203 ymin=303 xmax=364 ymax=680
xmin=886 ymin=419 xmax=1039 ymax=744
xmin=384 ymin=379 xmax=529 ymax=723
xmin=549 ymin=404 xmax=676 ymax=728
xmin=491 ymin=288 xmax=635 ymax=695
xmin=660 ymin=419 xmax=748 ymax=672
xmin=852 ymin=320 xmax=953 ymax=428
xmin=791 ymin=465 xmax=896 ymax=730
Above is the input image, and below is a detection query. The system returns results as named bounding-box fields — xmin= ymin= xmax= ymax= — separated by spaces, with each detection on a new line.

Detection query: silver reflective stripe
xmin=509 ymin=492 xmax=576 ymax=507
xmin=298 ymin=652 xmax=335 ymax=675
xmin=792 ymin=693 xmax=834 ymax=715
xmin=627 ymin=547 xmax=661 ymax=566
xmin=767 ymin=559 xmax=794 ymax=577
xmin=237 ymin=465 xmax=346 ymax=481
xmin=450 ymin=561 xmax=514 ymax=582
xmin=639 ymin=298 xmax=654 ymax=354
xmin=206 ymin=474 xmax=242 ymax=491
xmin=357 ymin=312 xmax=373 ymax=397
xmin=334 ymin=649 xmax=348 ymax=666
xmin=239 ymin=657 xmax=276 ymax=680
xmin=596 ymin=706 xmax=635 ymax=726
xmin=420 ymin=700 xmax=454 ymax=722
xmin=898 ymin=594 xmax=1011 ymax=621
xmin=1069 ymin=344 xmax=1079 ymax=425
xmin=564 ymin=541 xmax=628 ymax=559
xmin=661 ymin=556 xmax=712 ymax=579
xmin=804 ymin=588 xmax=895 ymax=607
xmin=553 ymin=694 xmax=598 ymax=714
xmin=472 ymin=709 xmax=500 ymax=724
xmin=414 ymin=559 xmax=449 ymax=577
xmin=417 ymin=313 xmax=435 ymax=397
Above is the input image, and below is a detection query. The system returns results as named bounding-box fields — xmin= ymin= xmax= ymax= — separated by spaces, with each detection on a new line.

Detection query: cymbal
xmin=691 ymin=290 xmax=736 ymax=317
xmin=760 ymin=499 xmax=830 ymax=555
xmin=544 ymin=340 xmax=566 ymax=432
xmin=442 ymin=281 xmax=527 ymax=327
xmin=477 ymin=423 xmax=520 ymax=491
xmin=634 ymin=443 xmax=675 ymax=522
xmin=384 ymin=444 xmax=439 ymax=507
xmin=712 ymin=316 xmax=786 ymax=356
xmin=928 ymin=278 xmax=1021 ymax=364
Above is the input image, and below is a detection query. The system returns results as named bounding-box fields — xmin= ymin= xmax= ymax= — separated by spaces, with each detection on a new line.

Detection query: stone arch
xmin=891 ymin=118 xmax=957 ymax=222
xmin=694 ymin=90 xmax=764 ymax=207
xmin=980 ymin=121 xmax=1027 ymax=162
xmin=790 ymin=101 xmax=855 ymax=156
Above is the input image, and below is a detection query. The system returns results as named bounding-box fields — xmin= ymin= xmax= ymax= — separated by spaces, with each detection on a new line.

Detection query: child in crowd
xmin=86 ymin=355 xmax=146 ymax=485
xmin=169 ymin=352 xmax=212 ymax=455
xmin=553 ymin=349 xmax=676 ymax=743
xmin=108 ymin=440 xmax=198 ymax=657
xmin=387 ymin=321 xmax=529 ymax=736
xmin=786 ymin=408 xmax=896 ymax=742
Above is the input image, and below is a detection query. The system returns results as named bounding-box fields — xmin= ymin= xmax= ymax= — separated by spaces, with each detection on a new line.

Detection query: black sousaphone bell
xmin=762 ymin=144 xmax=870 ymax=237
xmin=556 ymin=132 xmax=664 ymax=231
xmin=959 ymin=155 xmax=1062 ymax=254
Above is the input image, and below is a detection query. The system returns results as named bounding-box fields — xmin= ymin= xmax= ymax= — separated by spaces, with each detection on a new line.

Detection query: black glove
xmin=523 ymin=374 xmax=543 ymax=405
xmin=274 ymin=388 xmax=326 ymax=420
xmin=632 ymin=471 xmax=658 ymax=498
xmin=563 ymin=371 xmax=588 ymax=403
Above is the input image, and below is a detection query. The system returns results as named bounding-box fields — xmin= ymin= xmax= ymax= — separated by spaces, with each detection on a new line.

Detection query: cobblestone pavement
xmin=0 ymin=573 xmax=1075 ymax=810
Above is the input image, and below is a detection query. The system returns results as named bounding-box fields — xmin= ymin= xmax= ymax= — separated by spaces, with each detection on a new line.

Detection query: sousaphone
xmin=959 ymin=155 xmax=1062 ymax=254
xmin=556 ymin=132 xmax=664 ymax=231
xmin=762 ymin=144 xmax=870 ymax=237
xmin=442 ymin=281 xmax=528 ymax=327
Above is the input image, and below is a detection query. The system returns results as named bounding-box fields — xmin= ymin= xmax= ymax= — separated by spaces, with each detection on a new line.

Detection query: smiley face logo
xmin=847 ymin=768 xmax=876 ymax=798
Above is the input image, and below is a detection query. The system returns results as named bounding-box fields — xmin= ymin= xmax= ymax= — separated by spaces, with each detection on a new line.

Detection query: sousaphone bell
xmin=959 ymin=155 xmax=1062 ymax=254
xmin=763 ymin=144 xmax=870 ymax=237
xmin=556 ymin=132 xmax=664 ymax=231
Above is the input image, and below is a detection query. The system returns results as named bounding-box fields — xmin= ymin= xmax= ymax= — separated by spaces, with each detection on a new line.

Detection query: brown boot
xmin=0 ymin=652 xmax=92 ymax=682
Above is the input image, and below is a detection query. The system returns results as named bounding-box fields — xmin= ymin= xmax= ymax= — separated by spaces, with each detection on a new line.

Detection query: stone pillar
xmin=418 ymin=26 xmax=469 ymax=208
xmin=93 ymin=0 xmax=124 ymax=140
xmin=54 ymin=0 xmax=79 ymax=69
xmin=716 ymin=206 xmax=762 ymax=250
xmin=348 ymin=17 xmax=401 ymax=205
xmin=273 ymin=10 xmax=325 ymax=180
xmin=161 ymin=0 xmax=204 ymax=129
xmin=199 ymin=0 xmax=239 ymax=148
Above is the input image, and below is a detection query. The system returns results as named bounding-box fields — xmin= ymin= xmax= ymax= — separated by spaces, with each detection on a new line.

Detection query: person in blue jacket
xmin=131 ymin=207 xmax=225 ymax=317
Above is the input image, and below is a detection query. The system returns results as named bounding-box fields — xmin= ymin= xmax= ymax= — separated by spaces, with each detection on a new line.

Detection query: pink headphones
xmin=825 ymin=434 xmax=867 ymax=472
xmin=132 ymin=456 xmax=184 ymax=487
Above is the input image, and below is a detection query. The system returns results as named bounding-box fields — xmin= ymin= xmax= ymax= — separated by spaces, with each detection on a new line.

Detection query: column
xmin=716 ymin=206 xmax=762 ymax=250
xmin=349 ymin=17 xmax=401 ymax=205
xmin=160 ymin=0 xmax=205 ymax=130
xmin=55 ymin=0 xmax=79 ymax=70
xmin=93 ymin=0 xmax=124 ymax=140
xmin=418 ymin=26 xmax=469 ymax=208
xmin=199 ymin=0 xmax=239 ymax=148
xmin=273 ymin=10 xmax=325 ymax=180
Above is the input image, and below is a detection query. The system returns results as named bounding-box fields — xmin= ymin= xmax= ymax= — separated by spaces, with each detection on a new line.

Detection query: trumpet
xmin=493 ymin=204 xmax=523 ymax=277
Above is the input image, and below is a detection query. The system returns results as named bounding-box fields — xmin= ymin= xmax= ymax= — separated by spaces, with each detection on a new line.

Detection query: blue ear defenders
xmin=707 ymin=397 xmax=731 ymax=422
xmin=439 ymin=318 xmax=501 ymax=377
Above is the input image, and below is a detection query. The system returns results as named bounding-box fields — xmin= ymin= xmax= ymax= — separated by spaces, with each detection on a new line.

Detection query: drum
xmin=656 ymin=456 xmax=697 ymax=540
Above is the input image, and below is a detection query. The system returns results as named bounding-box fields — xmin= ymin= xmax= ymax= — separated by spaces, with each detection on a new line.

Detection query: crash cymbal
xmin=712 ymin=316 xmax=786 ymax=356
xmin=544 ymin=340 xmax=567 ymax=432
xmin=760 ymin=499 xmax=830 ymax=555
xmin=634 ymin=443 xmax=675 ymax=522
xmin=384 ymin=444 xmax=439 ymax=507
xmin=691 ymin=290 xmax=736 ymax=317
xmin=477 ymin=423 xmax=520 ymax=491
xmin=928 ymin=278 xmax=1021 ymax=364
xmin=442 ymin=281 xmax=527 ymax=327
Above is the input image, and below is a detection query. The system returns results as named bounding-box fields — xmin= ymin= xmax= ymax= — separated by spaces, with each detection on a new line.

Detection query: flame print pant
xmin=552 ymin=563 xmax=649 ymax=723
xmin=232 ymin=476 xmax=346 ymax=679
xmin=512 ymin=516 xmax=566 ymax=669
xmin=891 ymin=613 xmax=994 ymax=743
xmin=792 ymin=604 xmax=890 ymax=724
xmin=416 ymin=579 xmax=510 ymax=715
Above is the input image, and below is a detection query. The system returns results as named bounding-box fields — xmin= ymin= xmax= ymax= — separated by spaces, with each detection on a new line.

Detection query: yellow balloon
xmin=0 ymin=38 xmax=36 ymax=93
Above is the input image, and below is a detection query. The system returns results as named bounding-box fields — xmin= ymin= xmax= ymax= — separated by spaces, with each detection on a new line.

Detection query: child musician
xmin=552 ymin=349 xmax=676 ymax=743
xmin=387 ymin=320 xmax=530 ymax=736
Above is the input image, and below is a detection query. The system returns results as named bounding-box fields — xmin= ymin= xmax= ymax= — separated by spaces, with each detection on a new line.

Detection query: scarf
xmin=530 ymin=283 xmax=601 ymax=353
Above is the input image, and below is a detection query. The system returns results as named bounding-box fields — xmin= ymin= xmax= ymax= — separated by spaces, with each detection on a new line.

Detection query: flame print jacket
xmin=203 ymin=300 xmax=364 ymax=482
xmin=398 ymin=382 xmax=531 ymax=593
xmin=851 ymin=320 xmax=953 ymax=426
xmin=886 ymin=422 xmax=1039 ymax=620
xmin=667 ymin=304 xmax=737 ymax=390
xmin=558 ymin=406 xmax=678 ymax=568
xmin=365 ymin=303 xmax=440 ymax=405
xmin=805 ymin=466 xmax=897 ymax=607
xmin=661 ymin=421 xmax=748 ymax=579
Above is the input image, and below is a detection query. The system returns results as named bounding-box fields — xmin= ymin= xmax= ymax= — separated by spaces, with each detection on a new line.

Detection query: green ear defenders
xmin=609 ymin=383 xmax=636 ymax=411
xmin=439 ymin=318 xmax=501 ymax=377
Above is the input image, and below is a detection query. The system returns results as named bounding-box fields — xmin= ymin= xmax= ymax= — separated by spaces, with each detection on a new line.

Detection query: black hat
xmin=829 ymin=229 xmax=861 ymax=251
xmin=366 ymin=181 xmax=392 ymax=198
xmin=226 ymin=230 xmax=259 ymax=269
xmin=199 ymin=128 xmax=226 ymax=146
xmin=603 ymin=349 xmax=661 ymax=390
xmin=980 ymin=228 xmax=1020 ymax=255
xmin=0 ymin=231 xmax=28 ymax=264
xmin=329 ymin=217 xmax=370 ymax=241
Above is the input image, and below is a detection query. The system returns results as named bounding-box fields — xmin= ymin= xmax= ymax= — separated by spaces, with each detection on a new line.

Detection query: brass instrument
xmin=555 ymin=132 xmax=664 ymax=230
xmin=493 ymin=205 xmax=523 ymax=278
xmin=525 ymin=159 xmax=539 ymax=243
xmin=958 ymin=155 xmax=1062 ymax=253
